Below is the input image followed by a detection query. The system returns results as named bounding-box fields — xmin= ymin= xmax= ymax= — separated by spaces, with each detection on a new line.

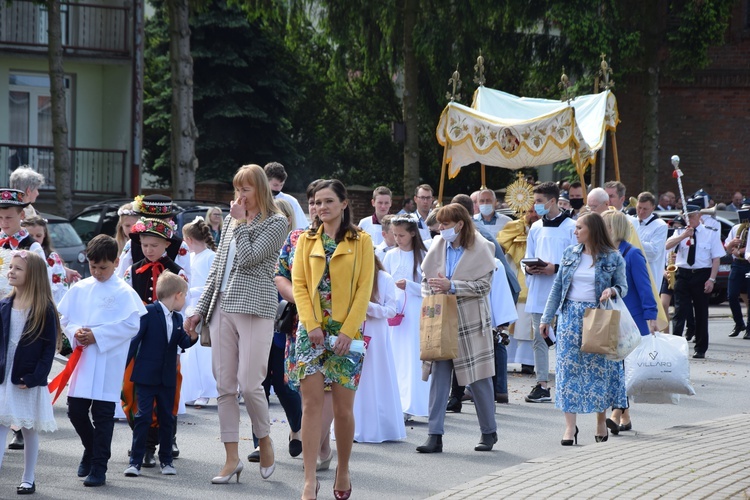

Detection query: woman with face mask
xmin=416 ymin=203 xmax=499 ymax=454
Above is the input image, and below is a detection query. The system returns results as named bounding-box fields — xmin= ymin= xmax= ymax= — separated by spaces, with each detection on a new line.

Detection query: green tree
xmin=548 ymin=0 xmax=735 ymax=192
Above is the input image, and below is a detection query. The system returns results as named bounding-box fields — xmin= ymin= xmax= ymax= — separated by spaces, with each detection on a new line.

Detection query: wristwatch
xmin=708 ymin=277 xmax=716 ymax=283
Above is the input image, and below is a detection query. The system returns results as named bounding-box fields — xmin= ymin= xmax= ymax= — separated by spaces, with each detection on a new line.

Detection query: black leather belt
xmin=677 ymin=267 xmax=711 ymax=273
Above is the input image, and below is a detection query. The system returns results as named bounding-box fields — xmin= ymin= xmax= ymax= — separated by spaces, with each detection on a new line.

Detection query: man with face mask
xmin=264 ymin=162 xmax=308 ymax=230
xmin=523 ymin=182 xmax=576 ymax=403
xmin=473 ymin=189 xmax=511 ymax=239
xmin=568 ymin=182 xmax=586 ymax=218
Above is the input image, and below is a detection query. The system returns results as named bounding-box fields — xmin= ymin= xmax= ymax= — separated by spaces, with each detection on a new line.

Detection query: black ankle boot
xmin=416 ymin=434 xmax=443 ymax=453
xmin=8 ymin=429 xmax=24 ymax=450
xmin=474 ymin=432 xmax=498 ymax=451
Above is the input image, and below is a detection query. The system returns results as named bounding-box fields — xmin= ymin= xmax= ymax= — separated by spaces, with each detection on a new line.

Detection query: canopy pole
xmin=480 ymin=164 xmax=487 ymax=190
xmin=599 ymin=138 xmax=607 ymax=187
xmin=611 ymin=130 xmax=621 ymax=182
xmin=590 ymin=153 xmax=597 ymax=191
xmin=578 ymin=167 xmax=588 ymax=204
xmin=437 ymin=145 xmax=448 ymax=207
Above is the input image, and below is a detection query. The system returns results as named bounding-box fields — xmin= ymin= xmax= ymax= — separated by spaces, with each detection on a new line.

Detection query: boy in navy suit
xmin=124 ymin=271 xmax=196 ymax=477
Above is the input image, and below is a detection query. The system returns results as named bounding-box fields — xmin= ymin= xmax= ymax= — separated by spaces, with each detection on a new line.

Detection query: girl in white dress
xmin=180 ymin=217 xmax=218 ymax=407
xmin=353 ymin=257 xmax=406 ymax=442
xmin=382 ymin=214 xmax=430 ymax=418
xmin=0 ymin=252 xmax=58 ymax=494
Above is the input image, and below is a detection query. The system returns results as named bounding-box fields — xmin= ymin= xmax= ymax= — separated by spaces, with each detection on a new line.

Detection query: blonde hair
xmin=115 ymin=203 xmax=137 ymax=252
xmin=9 ymin=252 xmax=60 ymax=344
xmin=205 ymin=206 xmax=224 ymax=232
xmin=601 ymin=209 xmax=631 ymax=244
xmin=156 ymin=270 xmax=188 ymax=301
xmin=274 ymin=199 xmax=296 ymax=235
xmin=232 ymin=164 xmax=281 ymax=222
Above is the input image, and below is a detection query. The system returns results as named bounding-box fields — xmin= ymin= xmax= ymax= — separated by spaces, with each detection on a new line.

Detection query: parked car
xmin=42 ymin=213 xmax=89 ymax=278
xmin=69 ymin=198 xmax=134 ymax=244
xmin=70 ymin=198 xmax=230 ymax=242
xmin=657 ymin=209 xmax=736 ymax=304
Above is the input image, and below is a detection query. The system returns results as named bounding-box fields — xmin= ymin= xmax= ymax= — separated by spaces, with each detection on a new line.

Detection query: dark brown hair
xmin=309 ymin=179 xmax=358 ymax=243
xmin=182 ymin=217 xmax=217 ymax=251
xmin=577 ymin=212 xmax=616 ymax=259
xmin=371 ymin=254 xmax=385 ymax=302
xmin=86 ymin=234 xmax=119 ymax=263
xmin=391 ymin=216 xmax=427 ymax=281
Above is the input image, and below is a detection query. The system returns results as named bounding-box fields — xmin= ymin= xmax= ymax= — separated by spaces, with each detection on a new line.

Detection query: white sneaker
xmin=124 ymin=465 xmax=141 ymax=477
xmin=160 ymin=463 xmax=177 ymax=475
xmin=194 ymin=397 xmax=210 ymax=407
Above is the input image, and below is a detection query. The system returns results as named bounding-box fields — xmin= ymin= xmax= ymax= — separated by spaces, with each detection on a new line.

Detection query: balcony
xmin=0 ymin=1 xmax=130 ymax=58
xmin=1 ymin=143 xmax=127 ymax=196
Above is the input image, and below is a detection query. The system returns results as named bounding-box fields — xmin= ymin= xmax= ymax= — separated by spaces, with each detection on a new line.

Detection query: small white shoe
xmin=123 ymin=465 xmax=141 ymax=477
xmin=161 ymin=463 xmax=177 ymax=475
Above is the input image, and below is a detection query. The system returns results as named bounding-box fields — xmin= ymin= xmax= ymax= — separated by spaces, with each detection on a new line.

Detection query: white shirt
xmin=674 ymin=224 xmax=725 ymax=269
xmin=490 ymin=258 xmax=518 ymax=327
xmin=159 ymin=301 xmax=173 ymax=342
xmin=358 ymin=215 xmax=384 ymax=246
xmin=374 ymin=240 xmax=395 ymax=263
xmin=275 ymin=191 xmax=308 ymax=230
xmin=726 ymin=224 xmax=749 ymax=261
xmin=473 ymin=212 xmax=512 ymax=239
xmin=416 ymin=211 xmax=432 ymax=242
xmin=220 ymin=238 xmax=237 ymax=292
xmin=635 ymin=213 xmax=668 ymax=285
xmin=524 ymin=215 xmax=577 ymax=313
xmin=568 ymin=253 xmax=597 ymax=302
xmin=58 ymin=275 xmax=147 ymax=402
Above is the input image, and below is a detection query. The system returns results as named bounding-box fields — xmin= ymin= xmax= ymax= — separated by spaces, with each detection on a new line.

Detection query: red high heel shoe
xmin=334 ymin=467 xmax=352 ymax=500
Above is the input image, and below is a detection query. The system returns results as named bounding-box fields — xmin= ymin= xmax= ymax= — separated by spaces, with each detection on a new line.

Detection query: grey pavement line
xmin=428 ymin=413 xmax=750 ymax=499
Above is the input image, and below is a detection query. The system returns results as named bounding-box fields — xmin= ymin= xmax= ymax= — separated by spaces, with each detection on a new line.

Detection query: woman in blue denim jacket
xmin=540 ymin=213 xmax=628 ymax=446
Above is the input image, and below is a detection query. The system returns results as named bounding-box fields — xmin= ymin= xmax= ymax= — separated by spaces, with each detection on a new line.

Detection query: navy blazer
xmin=0 ymin=297 xmax=58 ymax=388
xmin=129 ymin=303 xmax=196 ymax=387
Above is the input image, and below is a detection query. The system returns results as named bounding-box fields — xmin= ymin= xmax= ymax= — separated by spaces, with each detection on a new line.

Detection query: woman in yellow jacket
xmin=292 ymin=179 xmax=374 ymax=500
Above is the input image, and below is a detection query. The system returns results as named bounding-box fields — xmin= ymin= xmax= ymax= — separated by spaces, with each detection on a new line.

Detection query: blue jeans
xmin=728 ymin=260 xmax=750 ymax=329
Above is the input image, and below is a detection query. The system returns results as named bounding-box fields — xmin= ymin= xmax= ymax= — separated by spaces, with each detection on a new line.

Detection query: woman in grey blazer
xmin=185 ymin=164 xmax=288 ymax=484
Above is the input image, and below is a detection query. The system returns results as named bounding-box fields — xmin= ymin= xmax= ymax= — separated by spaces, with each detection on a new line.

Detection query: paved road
xmin=1 ymin=306 xmax=748 ymax=499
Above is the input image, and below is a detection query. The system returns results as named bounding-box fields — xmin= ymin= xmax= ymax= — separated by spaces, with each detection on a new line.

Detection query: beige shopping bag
xmin=419 ymin=294 xmax=459 ymax=361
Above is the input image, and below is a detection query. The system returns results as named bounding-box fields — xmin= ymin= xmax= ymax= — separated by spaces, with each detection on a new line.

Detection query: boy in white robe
xmin=358 ymin=186 xmax=393 ymax=246
xmin=58 ymin=235 xmax=147 ymax=487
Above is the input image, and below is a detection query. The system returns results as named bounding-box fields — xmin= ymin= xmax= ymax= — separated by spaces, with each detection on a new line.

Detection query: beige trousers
xmin=210 ymin=295 xmax=273 ymax=443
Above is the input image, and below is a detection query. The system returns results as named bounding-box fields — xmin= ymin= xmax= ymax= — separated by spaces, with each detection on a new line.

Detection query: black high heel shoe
xmin=595 ymin=430 xmax=609 ymax=443
xmin=561 ymin=426 xmax=579 ymax=446
xmin=605 ymin=418 xmax=620 ymax=436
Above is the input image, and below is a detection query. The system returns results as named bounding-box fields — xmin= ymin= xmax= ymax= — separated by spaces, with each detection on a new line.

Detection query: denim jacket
xmin=541 ymin=244 xmax=628 ymax=324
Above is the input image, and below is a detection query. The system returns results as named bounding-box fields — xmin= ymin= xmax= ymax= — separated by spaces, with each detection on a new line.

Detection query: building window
xmin=8 ymin=72 xmax=72 ymax=147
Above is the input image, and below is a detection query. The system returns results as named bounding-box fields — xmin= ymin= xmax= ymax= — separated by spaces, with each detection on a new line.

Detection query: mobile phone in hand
xmin=544 ymin=329 xmax=557 ymax=347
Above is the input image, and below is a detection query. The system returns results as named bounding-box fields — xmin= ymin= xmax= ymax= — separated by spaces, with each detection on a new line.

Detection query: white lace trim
xmin=0 ymin=414 xmax=57 ymax=433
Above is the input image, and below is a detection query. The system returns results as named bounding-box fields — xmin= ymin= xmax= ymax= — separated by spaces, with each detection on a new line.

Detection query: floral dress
xmin=290 ymin=233 xmax=365 ymax=391
xmin=276 ymin=229 xmax=303 ymax=389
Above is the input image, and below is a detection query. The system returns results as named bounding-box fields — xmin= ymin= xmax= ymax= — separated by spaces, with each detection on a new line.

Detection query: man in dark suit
xmin=123 ymin=271 xmax=196 ymax=477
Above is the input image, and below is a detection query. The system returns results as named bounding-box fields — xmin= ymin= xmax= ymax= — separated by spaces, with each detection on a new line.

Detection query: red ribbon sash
xmin=0 ymin=236 xmax=19 ymax=248
xmin=48 ymin=345 xmax=83 ymax=404
xmin=136 ymin=261 xmax=164 ymax=302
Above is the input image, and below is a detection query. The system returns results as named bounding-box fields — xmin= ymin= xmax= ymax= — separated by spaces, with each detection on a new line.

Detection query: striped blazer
xmin=196 ymin=213 xmax=287 ymax=322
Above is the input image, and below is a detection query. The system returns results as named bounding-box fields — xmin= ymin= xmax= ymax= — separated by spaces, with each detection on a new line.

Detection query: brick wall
xmin=607 ymin=4 xmax=750 ymax=204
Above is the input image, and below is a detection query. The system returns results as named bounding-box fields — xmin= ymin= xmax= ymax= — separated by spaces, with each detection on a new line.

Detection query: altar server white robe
xmin=353 ymin=270 xmax=406 ymax=442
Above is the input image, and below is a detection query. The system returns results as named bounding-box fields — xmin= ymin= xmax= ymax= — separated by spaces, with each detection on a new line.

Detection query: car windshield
xmin=48 ymin=221 xmax=84 ymax=248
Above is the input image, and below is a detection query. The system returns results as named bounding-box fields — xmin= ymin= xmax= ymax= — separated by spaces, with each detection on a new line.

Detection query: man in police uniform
xmin=666 ymin=204 xmax=726 ymax=358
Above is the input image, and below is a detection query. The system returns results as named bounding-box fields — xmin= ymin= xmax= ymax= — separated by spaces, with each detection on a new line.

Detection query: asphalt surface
xmin=1 ymin=304 xmax=748 ymax=499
